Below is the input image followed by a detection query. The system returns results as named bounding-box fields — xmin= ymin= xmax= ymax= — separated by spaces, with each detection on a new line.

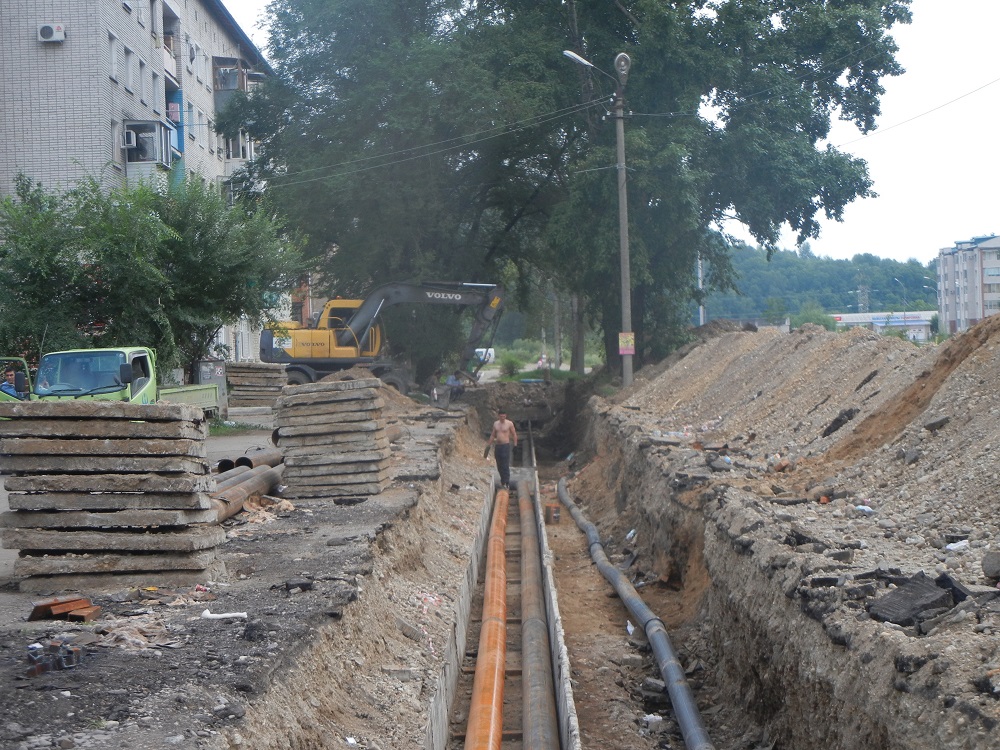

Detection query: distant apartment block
xmin=937 ymin=235 xmax=1000 ymax=334
xmin=0 ymin=0 xmax=267 ymax=195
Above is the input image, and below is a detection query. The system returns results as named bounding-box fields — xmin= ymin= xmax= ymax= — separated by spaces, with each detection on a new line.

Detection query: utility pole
xmin=613 ymin=53 xmax=633 ymax=387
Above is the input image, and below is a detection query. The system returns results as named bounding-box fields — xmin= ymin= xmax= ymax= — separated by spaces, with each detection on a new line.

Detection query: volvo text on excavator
xmin=259 ymin=281 xmax=504 ymax=393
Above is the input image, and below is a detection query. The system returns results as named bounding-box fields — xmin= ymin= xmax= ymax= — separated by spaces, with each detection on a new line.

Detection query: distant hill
xmin=702 ymin=245 xmax=936 ymax=323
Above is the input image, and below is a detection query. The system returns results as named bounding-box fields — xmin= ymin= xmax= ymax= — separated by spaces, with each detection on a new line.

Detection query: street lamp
xmin=893 ymin=277 xmax=907 ymax=309
xmin=563 ymin=50 xmax=634 ymax=387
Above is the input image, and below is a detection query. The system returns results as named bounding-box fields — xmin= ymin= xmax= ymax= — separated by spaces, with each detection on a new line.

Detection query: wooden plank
xmin=0 ymin=419 xmax=208 ymax=440
xmin=1 ymin=508 xmax=217 ymax=530
xmin=3 ymin=525 xmax=225 ymax=552
xmin=49 ymin=598 xmax=93 ymax=616
xmin=4 ymin=473 xmax=215 ymax=494
xmin=0 ymin=437 xmax=207 ymax=458
xmin=277 ymin=434 xmax=389 ymax=451
xmin=67 ymin=606 xmax=102 ymax=622
xmin=275 ymin=409 xmax=382 ymax=428
xmin=0 ymin=401 xmax=203 ymax=422
xmin=7 ymin=491 xmax=213 ymax=511
xmin=275 ymin=420 xmax=383 ymax=438
xmin=16 ymin=549 xmax=218 ymax=576
xmin=1 ymin=455 xmax=209 ymax=474
xmin=276 ymin=386 xmax=381 ymax=409
xmin=29 ymin=596 xmax=90 ymax=621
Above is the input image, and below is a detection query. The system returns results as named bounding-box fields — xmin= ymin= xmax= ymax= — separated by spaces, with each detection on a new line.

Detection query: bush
xmin=499 ymin=354 xmax=522 ymax=378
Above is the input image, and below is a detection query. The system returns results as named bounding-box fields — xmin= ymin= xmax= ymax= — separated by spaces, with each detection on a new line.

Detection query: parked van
xmin=475 ymin=347 xmax=496 ymax=365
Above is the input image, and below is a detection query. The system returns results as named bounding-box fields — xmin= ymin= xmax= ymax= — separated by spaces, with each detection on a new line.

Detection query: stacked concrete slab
xmin=274 ymin=378 xmax=391 ymax=499
xmin=0 ymin=401 xmax=222 ymax=591
xmin=227 ymin=362 xmax=287 ymax=408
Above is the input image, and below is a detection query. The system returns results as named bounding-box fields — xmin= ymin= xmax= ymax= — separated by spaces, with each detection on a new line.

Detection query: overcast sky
xmin=226 ymin=0 xmax=1000 ymax=267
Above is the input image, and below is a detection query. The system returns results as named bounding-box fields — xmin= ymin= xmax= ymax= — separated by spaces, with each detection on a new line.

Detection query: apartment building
xmin=937 ymin=235 xmax=1000 ymax=334
xmin=0 ymin=1 xmax=269 ymax=366
xmin=0 ymin=0 xmax=266 ymax=194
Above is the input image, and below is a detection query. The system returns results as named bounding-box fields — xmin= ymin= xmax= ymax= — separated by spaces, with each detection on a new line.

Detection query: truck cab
xmin=33 ymin=348 xmax=156 ymax=403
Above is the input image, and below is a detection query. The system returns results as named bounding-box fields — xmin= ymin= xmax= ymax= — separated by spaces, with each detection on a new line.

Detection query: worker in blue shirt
xmin=1 ymin=366 xmax=26 ymax=400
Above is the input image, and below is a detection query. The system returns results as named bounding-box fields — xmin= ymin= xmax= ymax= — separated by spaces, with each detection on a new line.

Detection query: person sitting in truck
xmin=1 ymin=366 xmax=26 ymax=399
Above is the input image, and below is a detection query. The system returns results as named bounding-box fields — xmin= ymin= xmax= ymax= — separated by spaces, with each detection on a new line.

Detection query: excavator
xmin=259 ymin=281 xmax=504 ymax=393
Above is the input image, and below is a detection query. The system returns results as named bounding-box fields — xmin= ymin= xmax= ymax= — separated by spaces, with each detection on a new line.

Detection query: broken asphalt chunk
xmin=869 ymin=571 xmax=955 ymax=627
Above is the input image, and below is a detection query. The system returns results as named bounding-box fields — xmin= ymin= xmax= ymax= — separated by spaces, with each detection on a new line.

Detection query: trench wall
xmin=574 ymin=400 xmax=987 ymax=750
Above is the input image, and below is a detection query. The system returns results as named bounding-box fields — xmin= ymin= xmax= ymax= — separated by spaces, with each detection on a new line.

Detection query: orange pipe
xmin=464 ymin=487 xmax=509 ymax=750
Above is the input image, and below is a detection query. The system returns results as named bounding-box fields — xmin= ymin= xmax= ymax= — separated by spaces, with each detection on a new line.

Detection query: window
xmin=208 ymin=118 xmax=215 ymax=153
xmin=197 ymin=109 xmax=206 ymax=147
xmin=151 ymin=71 xmax=161 ymax=113
xmin=138 ymin=59 xmax=147 ymax=102
xmin=124 ymin=121 xmax=171 ymax=168
xmin=187 ymin=101 xmax=195 ymax=139
xmin=108 ymin=32 xmax=118 ymax=80
xmin=123 ymin=47 xmax=135 ymax=91
xmin=986 ymin=267 xmax=1000 ymax=277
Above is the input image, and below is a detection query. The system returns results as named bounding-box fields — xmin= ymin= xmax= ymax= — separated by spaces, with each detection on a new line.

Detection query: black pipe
xmin=557 ymin=478 xmax=716 ymax=750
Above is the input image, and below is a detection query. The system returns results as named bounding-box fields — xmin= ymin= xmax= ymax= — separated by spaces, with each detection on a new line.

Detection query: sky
xmin=225 ymin=0 xmax=1000 ymax=267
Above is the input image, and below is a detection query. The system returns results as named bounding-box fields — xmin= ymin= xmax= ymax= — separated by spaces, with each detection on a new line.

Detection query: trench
xmin=220 ymin=381 xmax=961 ymax=750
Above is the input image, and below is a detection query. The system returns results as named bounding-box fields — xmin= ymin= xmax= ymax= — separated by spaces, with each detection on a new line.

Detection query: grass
xmin=499 ymin=367 xmax=586 ymax=382
xmin=208 ymin=418 xmax=269 ymax=436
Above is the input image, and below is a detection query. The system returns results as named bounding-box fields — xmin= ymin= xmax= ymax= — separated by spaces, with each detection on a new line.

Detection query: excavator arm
xmin=337 ymin=282 xmax=504 ymax=359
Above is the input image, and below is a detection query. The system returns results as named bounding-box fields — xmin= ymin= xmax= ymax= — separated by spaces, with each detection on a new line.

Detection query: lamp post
xmin=893 ymin=277 xmax=907 ymax=310
xmin=563 ymin=50 xmax=634 ymax=387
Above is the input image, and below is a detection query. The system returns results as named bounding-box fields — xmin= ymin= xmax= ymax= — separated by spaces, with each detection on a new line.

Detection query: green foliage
xmin=499 ymin=354 xmax=522 ymax=378
xmin=235 ymin=0 xmax=911 ymax=369
xmin=704 ymin=247 xmax=937 ymax=320
xmin=763 ymin=297 xmax=788 ymax=326
xmin=0 ymin=174 xmax=301 ymax=372
xmin=790 ymin=301 xmax=837 ymax=331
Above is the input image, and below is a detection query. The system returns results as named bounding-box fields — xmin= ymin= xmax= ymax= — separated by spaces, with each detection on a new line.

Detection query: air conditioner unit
xmin=122 ymin=130 xmax=137 ymax=149
xmin=38 ymin=23 xmax=66 ymax=42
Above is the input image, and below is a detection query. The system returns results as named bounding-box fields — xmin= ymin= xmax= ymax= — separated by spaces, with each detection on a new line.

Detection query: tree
xmin=225 ymin=0 xmax=911 ymax=369
xmin=0 ymin=175 xmax=301 ymax=372
xmin=764 ymin=297 xmax=788 ymax=326
xmin=791 ymin=301 xmax=837 ymax=331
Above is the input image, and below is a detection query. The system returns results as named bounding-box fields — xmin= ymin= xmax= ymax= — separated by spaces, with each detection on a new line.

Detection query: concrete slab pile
xmin=274 ymin=377 xmax=391 ymax=499
xmin=0 ymin=401 xmax=223 ymax=591
xmin=226 ymin=362 xmax=287 ymax=408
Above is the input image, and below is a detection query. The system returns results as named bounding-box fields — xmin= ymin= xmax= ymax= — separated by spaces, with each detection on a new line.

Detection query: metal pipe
xmin=518 ymin=480 xmax=560 ymax=749
xmin=464 ymin=487 xmax=509 ymax=750
xmin=213 ymin=464 xmax=252 ymax=486
xmin=557 ymin=478 xmax=715 ymax=750
xmin=214 ymin=464 xmax=272 ymax=492
xmin=210 ymin=465 xmax=284 ymax=523
xmin=216 ymin=457 xmax=237 ymax=473
xmin=234 ymin=448 xmax=283 ymax=469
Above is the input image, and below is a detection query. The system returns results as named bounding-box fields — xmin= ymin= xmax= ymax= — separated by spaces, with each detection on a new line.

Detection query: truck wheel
xmin=286 ymin=371 xmax=311 ymax=386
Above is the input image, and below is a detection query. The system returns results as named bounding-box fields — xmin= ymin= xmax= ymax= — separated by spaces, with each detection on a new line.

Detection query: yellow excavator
xmin=259 ymin=281 xmax=504 ymax=392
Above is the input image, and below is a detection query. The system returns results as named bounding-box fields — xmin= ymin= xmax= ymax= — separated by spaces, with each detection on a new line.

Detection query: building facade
xmin=1 ymin=1 xmax=269 ymax=366
xmin=830 ymin=311 xmax=937 ymax=343
xmin=937 ymin=235 xmax=1000 ymax=334
xmin=0 ymin=0 xmax=266 ymax=194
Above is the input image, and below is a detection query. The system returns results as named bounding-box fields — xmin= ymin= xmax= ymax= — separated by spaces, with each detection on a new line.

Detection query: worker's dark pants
xmin=495 ymin=443 xmax=512 ymax=487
